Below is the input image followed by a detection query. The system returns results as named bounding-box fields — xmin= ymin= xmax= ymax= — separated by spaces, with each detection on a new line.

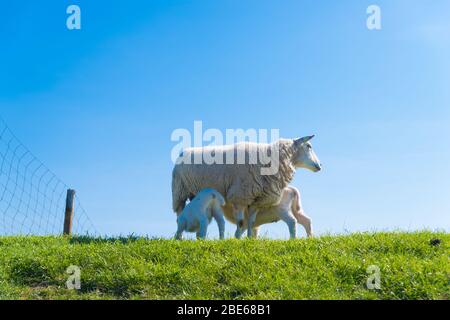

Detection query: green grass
xmin=0 ymin=231 xmax=448 ymax=300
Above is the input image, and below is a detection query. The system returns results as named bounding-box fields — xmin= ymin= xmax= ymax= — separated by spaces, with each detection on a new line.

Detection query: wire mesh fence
xmin=0 ymin=116 xmax=97 ymax=236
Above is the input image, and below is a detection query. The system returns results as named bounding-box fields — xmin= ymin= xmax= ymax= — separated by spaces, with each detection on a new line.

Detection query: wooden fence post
xmin=63 ymin=189 xmax=76 ymax=236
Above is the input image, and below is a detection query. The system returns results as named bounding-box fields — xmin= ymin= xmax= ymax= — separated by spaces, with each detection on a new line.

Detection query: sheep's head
xmin=292 ymin=136 xmax=322 ymax=172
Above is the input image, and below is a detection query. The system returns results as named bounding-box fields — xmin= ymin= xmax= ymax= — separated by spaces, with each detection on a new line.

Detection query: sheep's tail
xmin=172 ymin=166 xmax=188 ymax=214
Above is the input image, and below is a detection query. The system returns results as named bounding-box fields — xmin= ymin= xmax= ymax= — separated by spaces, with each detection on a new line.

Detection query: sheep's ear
xmin=294 ymin=135 xmax=315 ymax=145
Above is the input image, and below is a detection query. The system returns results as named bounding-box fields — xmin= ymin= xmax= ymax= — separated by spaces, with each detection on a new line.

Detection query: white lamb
xmin=175 ymin=188 xmax=226 ymax=240
xmin=223 ymin=186 xmax=313 ymax=239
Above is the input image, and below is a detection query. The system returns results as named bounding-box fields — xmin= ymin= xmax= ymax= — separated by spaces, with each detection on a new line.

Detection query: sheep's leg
xmin=295 ymin=212 xmax=313 ymax=238
xmin=280 ymin=210 xmax=297 ymax=239
xmin=235 ymin=226 xmax=245 ymax=239
xmin=234 ymin=207 xmax=245 ymax=239
xmin=247 ymin=208 xmax=258 ymax=238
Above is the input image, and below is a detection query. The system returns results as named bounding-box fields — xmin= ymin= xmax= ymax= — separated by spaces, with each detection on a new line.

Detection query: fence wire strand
xmin=0 ymin=116 xmax=97 ymax=236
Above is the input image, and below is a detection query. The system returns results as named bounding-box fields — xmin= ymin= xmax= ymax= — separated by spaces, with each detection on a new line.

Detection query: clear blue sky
xmin=1 ymin=1 xmax=449 ymax=238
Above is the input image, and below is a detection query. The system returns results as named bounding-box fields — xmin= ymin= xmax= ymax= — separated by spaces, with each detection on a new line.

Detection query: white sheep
xmin=223 ymin=186 xmax=313 ymax=239
xmin=175 ymin=188 xmax=226 ymax=240
xmin=172 ymin=136 xmax=321 ymax=238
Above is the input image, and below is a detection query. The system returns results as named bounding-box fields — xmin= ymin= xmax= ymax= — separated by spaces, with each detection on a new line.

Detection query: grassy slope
xmin=0 ymin=232 xmax=448 ymax=300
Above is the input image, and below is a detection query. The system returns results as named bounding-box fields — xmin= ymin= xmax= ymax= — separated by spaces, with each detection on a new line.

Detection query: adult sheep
xmin=172 ymin=136 xmax=321 ymax=238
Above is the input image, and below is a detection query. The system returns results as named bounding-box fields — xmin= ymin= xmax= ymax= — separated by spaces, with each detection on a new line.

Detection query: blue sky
xmin=1 ymin=0 xmax=449 ymax=238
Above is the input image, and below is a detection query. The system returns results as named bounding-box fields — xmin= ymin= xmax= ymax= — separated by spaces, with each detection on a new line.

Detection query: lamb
xmin=172 ymin=136 xmax=321 ymax=238
xmin=175 ymin=188 xmax=226 ymax=240
xmin=222 ymin=186 xmax=313 ymax=239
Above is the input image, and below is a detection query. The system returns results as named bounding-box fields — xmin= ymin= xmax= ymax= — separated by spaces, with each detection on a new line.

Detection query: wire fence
xmin=0 ymin=116 xmax=97 ymax=236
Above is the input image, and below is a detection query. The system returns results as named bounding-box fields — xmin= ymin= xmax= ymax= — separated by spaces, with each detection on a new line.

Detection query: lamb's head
xmin=291 ymin=136 xmax=322 ymax=172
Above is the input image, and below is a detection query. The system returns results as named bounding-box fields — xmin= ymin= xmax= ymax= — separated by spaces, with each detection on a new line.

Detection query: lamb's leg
xmin=213 ymin=211 xmax=226 ymax=240
xmin=294 ymin=211 xmax=313 ymax=238
xmin=252 ymin=227 xmax=259 ymax=239
xmin=175 ymin=218 xmax=186 ymax=240
xmin=280 ymin=210 xmax=297 ymax=239
xmin=290 ymin=186 xmax=313 ymax=238
xmin=175 ymin=229 xmax=183 ymax=240
xmin=247 ymin=207 xmax=258 ymax=238
xmin=197 ymin=217 xmax=208 ymax=240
